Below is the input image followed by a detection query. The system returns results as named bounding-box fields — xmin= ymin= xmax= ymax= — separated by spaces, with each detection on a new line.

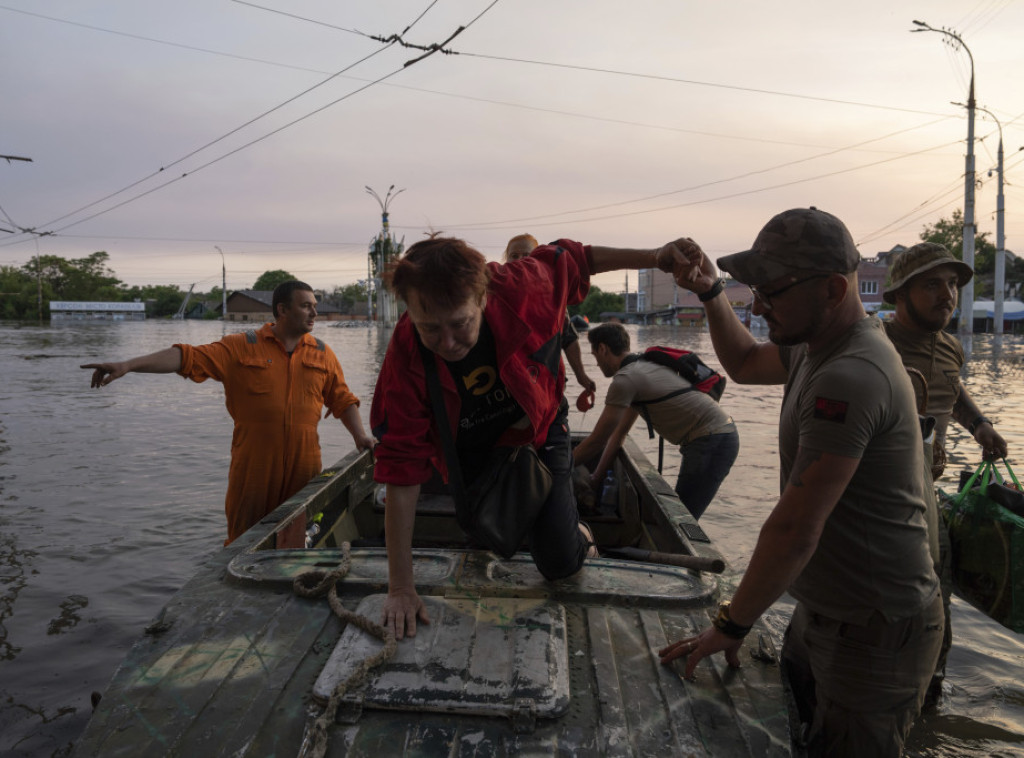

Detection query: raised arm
xmin=668 ymin=241 xmax=787 ymax=385
xmin=81 ymin=346 xmax=184 ymax=388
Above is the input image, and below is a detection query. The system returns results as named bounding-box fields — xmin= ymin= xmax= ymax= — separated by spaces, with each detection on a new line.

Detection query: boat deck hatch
xmin=313 ymin=594 xmax=569 ymax=728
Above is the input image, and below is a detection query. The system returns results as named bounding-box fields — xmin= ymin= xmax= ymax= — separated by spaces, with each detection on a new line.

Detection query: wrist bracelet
xmin=699 ymin=278 xmax=725 ymax=303
xmin=968 ymin=415 xmax=992 ymax=435
xmin=712 ymin=601 xmax=752 ymax=639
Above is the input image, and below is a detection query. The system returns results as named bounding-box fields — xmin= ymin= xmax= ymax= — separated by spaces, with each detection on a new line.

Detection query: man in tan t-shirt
xmin=883 ymin=242 xmax=1007 ymax=473
xmin=883 ymin=241 xmax=1009 ymax=709
xmin=658 ymin=208 xmax=941 ymax=757
xmin=572 ymin=323 xmax=737 ymax=520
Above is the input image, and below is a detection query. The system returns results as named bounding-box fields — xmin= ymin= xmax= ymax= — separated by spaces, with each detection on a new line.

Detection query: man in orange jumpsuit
xmin=82 ymin=281 xmax=375 ymax=544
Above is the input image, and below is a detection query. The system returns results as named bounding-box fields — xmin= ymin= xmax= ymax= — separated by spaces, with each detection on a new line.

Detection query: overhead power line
xmin=423 ymin=127 xmax=960 ymax=231
xmin=422 ymin=138 xmax=959 ymax=233
xmin=452 ymin=51 xmax=952 ymax=117
xmin=1 ymin=2 xmax=500 ymax=243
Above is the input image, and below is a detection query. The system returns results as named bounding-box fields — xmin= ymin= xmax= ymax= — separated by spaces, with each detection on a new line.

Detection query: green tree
xmin=0 ymin=264 xmax=35 ymax=319
xmin=920 ymin=210 xmax=998 ymax=276
xmin=124 ymin=284 xmax=185 ymax=318
xmin=24 ymin=251 xmax=124 ymax=303
xmin=3 ymin=251 xmax=127 ymax=319
xmin=252 ymin=270 xmax=296 ymax=291
xmin=570 ymin=286 xmax=624 ymax=322
xmin=331 ymin=281 xmax=370 ymax=313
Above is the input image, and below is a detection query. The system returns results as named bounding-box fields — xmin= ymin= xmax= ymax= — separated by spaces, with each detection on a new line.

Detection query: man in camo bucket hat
xmin=882 ymin=242 xmax=973 ymax=304
xmin=882 ymin=241 xmax=1007 ymax=711
xmin=658 ymin=207 xmax=943 ymax=756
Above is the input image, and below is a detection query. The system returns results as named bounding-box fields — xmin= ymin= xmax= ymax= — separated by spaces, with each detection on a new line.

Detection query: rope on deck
xmin=294 ymin=542 xmax=397 ymax=758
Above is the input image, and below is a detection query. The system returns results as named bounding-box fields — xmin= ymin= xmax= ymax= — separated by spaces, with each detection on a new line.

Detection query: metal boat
xmin=75 ymin=436 xmax=795 ymax=756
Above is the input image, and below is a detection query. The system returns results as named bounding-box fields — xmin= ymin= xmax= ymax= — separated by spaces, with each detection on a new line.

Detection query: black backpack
xmin=620 ymin=346 xmax=726 ymax=439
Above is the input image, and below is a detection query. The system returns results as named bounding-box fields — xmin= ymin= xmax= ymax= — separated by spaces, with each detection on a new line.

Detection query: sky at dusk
xmin=3 ymin=0 xmax=1024 ymax=295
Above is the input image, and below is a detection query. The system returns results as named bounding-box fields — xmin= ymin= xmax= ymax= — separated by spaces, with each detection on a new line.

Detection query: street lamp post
xmin=912 ymin=20 xmax=976 ymax=336
xmin=973 ymin=108 xmax=1007 ymax=333
xmin=214 ymin=246 xmax=227 ymax=320
xmin=365 ymin=185 xmax=405 ymax=327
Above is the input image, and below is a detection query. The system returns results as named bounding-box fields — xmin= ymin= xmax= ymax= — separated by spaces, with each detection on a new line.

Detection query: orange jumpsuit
xmin=175 ymin=324 xmax=360 ymax=543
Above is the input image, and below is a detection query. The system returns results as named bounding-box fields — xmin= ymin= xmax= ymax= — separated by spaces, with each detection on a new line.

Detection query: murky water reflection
xmin=0 ymin=320 xmax=1022 ymax=756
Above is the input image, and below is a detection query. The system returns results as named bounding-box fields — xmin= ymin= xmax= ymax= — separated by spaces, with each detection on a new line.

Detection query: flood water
xmin=1 ymin=319 xmax=1023 ymax=757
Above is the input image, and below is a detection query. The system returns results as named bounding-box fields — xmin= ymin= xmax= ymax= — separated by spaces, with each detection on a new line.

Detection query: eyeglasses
xmin=750 ymin=274 xmax=831 ymax=310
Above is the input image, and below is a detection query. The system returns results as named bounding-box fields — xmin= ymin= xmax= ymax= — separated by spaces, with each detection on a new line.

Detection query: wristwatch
xmin=699 ymin=278 xmax=726 ymax=303
xmin=712 ymin=601 xmax=752 ymax=639
xmin=968 ymin=415 xmax=992 ymax=436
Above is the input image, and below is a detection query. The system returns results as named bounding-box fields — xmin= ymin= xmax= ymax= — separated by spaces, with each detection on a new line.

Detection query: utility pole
xmin=2 ymin=155 xmax=41 ymax=320
xmin=912 ymin=20 xmax=976 ymax=336
xmin=28 ymin=230 xmax=52 ymax=325
xmin=365 ymin=185 xmax=405 ymax=327
xmin=973 ymin=112 xmax=1023 ymax=334
xmin=973 ymin=108 xmax=1006 ymax=333
xmin=214 ymin=246 xmax=228 ymax=320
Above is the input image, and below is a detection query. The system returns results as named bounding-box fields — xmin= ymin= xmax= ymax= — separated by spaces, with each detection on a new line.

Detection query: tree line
xmin=0 ymin=251 xmax=626 ymax=322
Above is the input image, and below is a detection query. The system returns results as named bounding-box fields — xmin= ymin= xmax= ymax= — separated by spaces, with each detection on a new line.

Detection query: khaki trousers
xmin=781 ymin=594 xmax=944 ymax=757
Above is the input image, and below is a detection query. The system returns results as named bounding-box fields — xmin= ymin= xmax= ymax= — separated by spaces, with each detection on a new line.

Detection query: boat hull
xmin=75 ymin=438 xmax=796 ymax=756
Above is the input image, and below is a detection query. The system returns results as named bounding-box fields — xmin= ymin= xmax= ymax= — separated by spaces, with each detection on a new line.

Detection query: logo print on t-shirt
xmin=813 ymin=397 xmax=848 ymax=423
xmin=463 ymin=366 xmax=496 ymax=396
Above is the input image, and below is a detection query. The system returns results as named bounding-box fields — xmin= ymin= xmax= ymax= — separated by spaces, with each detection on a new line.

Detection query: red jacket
xmin=371 ymin=239 xmax=592 ymax=485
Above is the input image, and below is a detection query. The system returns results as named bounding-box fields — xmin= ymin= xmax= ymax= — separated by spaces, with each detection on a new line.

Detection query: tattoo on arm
xmin=789 ymin=448 xmax=824 ymax=489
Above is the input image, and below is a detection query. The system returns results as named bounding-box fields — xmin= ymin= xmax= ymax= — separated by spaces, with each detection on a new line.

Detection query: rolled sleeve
xmin=174 ymin=341 xmax=228 ymax=383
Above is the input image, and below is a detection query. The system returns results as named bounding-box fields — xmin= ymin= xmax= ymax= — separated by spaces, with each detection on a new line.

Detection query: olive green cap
xmin=718 ymin=207 xmax=861 ymax=286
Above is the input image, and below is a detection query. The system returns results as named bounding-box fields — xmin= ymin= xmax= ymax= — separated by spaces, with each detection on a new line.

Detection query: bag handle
xmin=416 ymin=338 xmax=469 ymax=515
xmin=954 ymin=460 xmax=991 ymax=507
xmin=1003 ymin=460 xmax=1022 ymax=490
xmin=990 ymin=458 xmax=1022 ymax=491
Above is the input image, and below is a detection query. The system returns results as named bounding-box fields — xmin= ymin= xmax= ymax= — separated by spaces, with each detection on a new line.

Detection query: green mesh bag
xmin=940 ymin=459 xmax=1024 ymax=632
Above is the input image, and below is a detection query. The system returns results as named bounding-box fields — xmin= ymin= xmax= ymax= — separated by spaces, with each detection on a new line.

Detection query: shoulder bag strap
xmin=416 ymin=338 xmax=469 ymax=511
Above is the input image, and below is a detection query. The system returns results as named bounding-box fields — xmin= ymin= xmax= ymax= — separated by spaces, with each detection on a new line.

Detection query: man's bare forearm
xmin=125 ymin=347 xmax=184 ymax=373
xmin=588 ymin=246 xmax=660 ymax=274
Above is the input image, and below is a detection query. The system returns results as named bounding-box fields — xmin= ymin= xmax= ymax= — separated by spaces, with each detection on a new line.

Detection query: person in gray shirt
xmin=658 ymin=208 xmax=942 ymax=758
xmin=573 ymin=323 xmax=737 ymax=520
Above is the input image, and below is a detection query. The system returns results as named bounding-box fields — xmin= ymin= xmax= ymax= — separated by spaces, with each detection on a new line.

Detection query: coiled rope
xmin=294 ymin=542 xmax=397 ymax=758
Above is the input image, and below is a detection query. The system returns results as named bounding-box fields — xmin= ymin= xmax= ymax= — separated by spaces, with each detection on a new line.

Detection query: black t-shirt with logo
xmin=444 ymin=321 xmax=526 ymax=484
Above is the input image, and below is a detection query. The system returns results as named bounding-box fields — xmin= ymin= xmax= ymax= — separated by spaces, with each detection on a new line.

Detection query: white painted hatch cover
xmin=313 ymin=594 xmax=570 ymax=720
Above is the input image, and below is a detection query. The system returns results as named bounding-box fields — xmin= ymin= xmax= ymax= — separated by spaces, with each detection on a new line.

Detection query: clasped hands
xmin=654 ymin=237 xmax=719 ymax=293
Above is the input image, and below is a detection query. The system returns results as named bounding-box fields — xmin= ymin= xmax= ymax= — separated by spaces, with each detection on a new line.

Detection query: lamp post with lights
xmin=912 ymin=20 xmax=977 ymax=335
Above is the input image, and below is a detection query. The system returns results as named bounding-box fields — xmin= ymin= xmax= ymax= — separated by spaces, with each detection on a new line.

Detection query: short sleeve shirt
xmin=778 ymin=316 xmax=938 ymax=623
xmin=605 ymin=359 xmax=729 ymax=445
xmin=883 ymin=319 xmax=964 ymax=449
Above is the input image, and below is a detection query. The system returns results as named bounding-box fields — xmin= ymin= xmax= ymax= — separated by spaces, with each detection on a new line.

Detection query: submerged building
xmin=50 ymin=301 xmax=146 ymax=322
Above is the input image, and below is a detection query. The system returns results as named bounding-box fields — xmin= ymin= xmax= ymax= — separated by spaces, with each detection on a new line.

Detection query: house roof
xmin=229 ymin=289 xmax=343 ymax=313
xmin=231 ymin=290 xmax=274 ymax=307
